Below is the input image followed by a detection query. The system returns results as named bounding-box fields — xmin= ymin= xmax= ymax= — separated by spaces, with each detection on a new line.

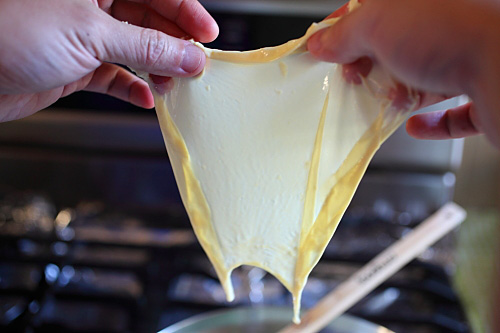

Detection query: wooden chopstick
xmin=279 ymin=202 xmax=466 ymax=333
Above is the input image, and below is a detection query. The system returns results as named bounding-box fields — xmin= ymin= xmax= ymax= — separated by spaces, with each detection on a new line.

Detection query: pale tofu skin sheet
xmin=145 ymin=0 xmax=419 ymax=324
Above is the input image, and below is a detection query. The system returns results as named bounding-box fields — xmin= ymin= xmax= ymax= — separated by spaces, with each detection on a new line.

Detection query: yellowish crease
xmin=153 ymin=96 xmax=235 ymax=300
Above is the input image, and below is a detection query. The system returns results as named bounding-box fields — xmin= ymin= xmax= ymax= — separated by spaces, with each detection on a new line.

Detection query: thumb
xmin=308 ymin=2 xmax=371 ymax=64
xmin=406 ymin=102 xmax=482 ymax=140
xmin=98 ymin=18 xmax=206 ymax=77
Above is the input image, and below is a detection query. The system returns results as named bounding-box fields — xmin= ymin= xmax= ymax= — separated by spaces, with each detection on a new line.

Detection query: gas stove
xmin=0 ymin=5 xmax=467 ymax=332
xmin=0 ymin=193 xmax=469 ymax=332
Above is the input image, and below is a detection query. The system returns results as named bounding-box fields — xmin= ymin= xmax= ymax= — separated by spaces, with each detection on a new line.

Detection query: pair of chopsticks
xmin=280 ymin=202 xmax=466 ymax=333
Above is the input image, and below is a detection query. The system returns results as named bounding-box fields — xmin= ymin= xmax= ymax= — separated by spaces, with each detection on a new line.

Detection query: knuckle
xmin=140 ymin=29 xmax=169 ymax=68
xmin=174 ymin=0 xmax=187 ymax=21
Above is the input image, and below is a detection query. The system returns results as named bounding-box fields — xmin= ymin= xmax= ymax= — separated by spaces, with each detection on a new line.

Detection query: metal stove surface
xmin=0 ymin=193 xmax=470 ymax=332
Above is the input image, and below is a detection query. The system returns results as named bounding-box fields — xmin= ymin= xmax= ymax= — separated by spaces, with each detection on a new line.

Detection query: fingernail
xmin=181 ymin=44 xmax=204 ymax=73
xmin=149 ymin=74 xmax=173 ymax=95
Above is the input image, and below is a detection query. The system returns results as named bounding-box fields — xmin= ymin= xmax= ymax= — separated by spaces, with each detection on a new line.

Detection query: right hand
xmin=308 ymin=0 xmax=500 ymax=148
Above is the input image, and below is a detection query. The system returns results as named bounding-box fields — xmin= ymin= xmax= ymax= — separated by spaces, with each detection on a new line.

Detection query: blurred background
xmin=0 ymin=0 xmax=498 ymax=332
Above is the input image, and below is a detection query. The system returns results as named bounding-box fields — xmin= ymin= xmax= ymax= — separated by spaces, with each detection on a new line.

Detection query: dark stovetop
xmin=0 ymin=193 xmax=470 ymax=333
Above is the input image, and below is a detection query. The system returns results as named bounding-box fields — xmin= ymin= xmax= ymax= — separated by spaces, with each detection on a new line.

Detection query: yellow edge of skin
xmin=149 ymin=0 xmax=415 ymax=320
xmin=153 ymin=93 xmax=300 ymax=299
xmin=152 ymin=95 xmax=235 ymax=300
xmin=148 ymin=14 xmax=344 ymax=303
xmin=196 ymin=0 xmax=363 ymax=64
xmin=196 ymin=17 xmax=339 ymax=64
xmin=150 ymin=18 xmax=343 ymax=306
xmin=292 ymin=104 xmax=409 ymax=323
xmin=292 ymin=92 xmax=330 ymax=323
xmin=300 ymin=93 xmax=330 ymax=240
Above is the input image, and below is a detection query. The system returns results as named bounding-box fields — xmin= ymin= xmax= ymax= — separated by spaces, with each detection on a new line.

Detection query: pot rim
xmin=158 ymin=306 xmax=394 ymax=333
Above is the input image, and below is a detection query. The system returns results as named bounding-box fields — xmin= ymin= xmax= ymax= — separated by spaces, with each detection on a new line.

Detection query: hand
xmin=308 ymin=0 xmax=500 ymax=148
xmin=0 ymin=0 xmax=218 ymax=122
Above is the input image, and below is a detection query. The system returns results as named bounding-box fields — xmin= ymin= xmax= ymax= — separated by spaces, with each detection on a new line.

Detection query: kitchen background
xmin=0 ymin=0 xmax=499 ymax=332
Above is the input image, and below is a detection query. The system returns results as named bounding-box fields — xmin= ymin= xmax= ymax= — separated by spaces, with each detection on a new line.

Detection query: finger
xmin=325 ymin=2 xmax=350 ymax=19
xmin=99 ymin=19 xmax=206 ymax=76
xmin=308 ymin=2 xmax=373 ymax=63
xmin=149 ymin=74 xmax=174 ymax=94
xmin=127 ymin=0 xmax=218 ymax=43
xmin=416 ymin=92 xmax=453 ymax=110
xmin=83 ymin=63 xmax=154 ymax=108
xmin=341 ymin=57 xmax=373 ymax=84
xmin=406 ymin=102 xmax=482 ymax=140
xmin=111 ymin=1 xmax=188 ymax=39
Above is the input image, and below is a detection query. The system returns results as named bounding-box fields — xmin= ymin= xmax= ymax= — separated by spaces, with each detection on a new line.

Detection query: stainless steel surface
xmin=158 ymin=307 xmax=393 ymax=333
xmin=0 ymin=110 xmax=164 ymax=154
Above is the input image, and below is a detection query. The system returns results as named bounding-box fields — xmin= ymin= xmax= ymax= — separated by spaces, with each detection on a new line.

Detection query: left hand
xmin=0 ymin=0 xmax=219 ymax=122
